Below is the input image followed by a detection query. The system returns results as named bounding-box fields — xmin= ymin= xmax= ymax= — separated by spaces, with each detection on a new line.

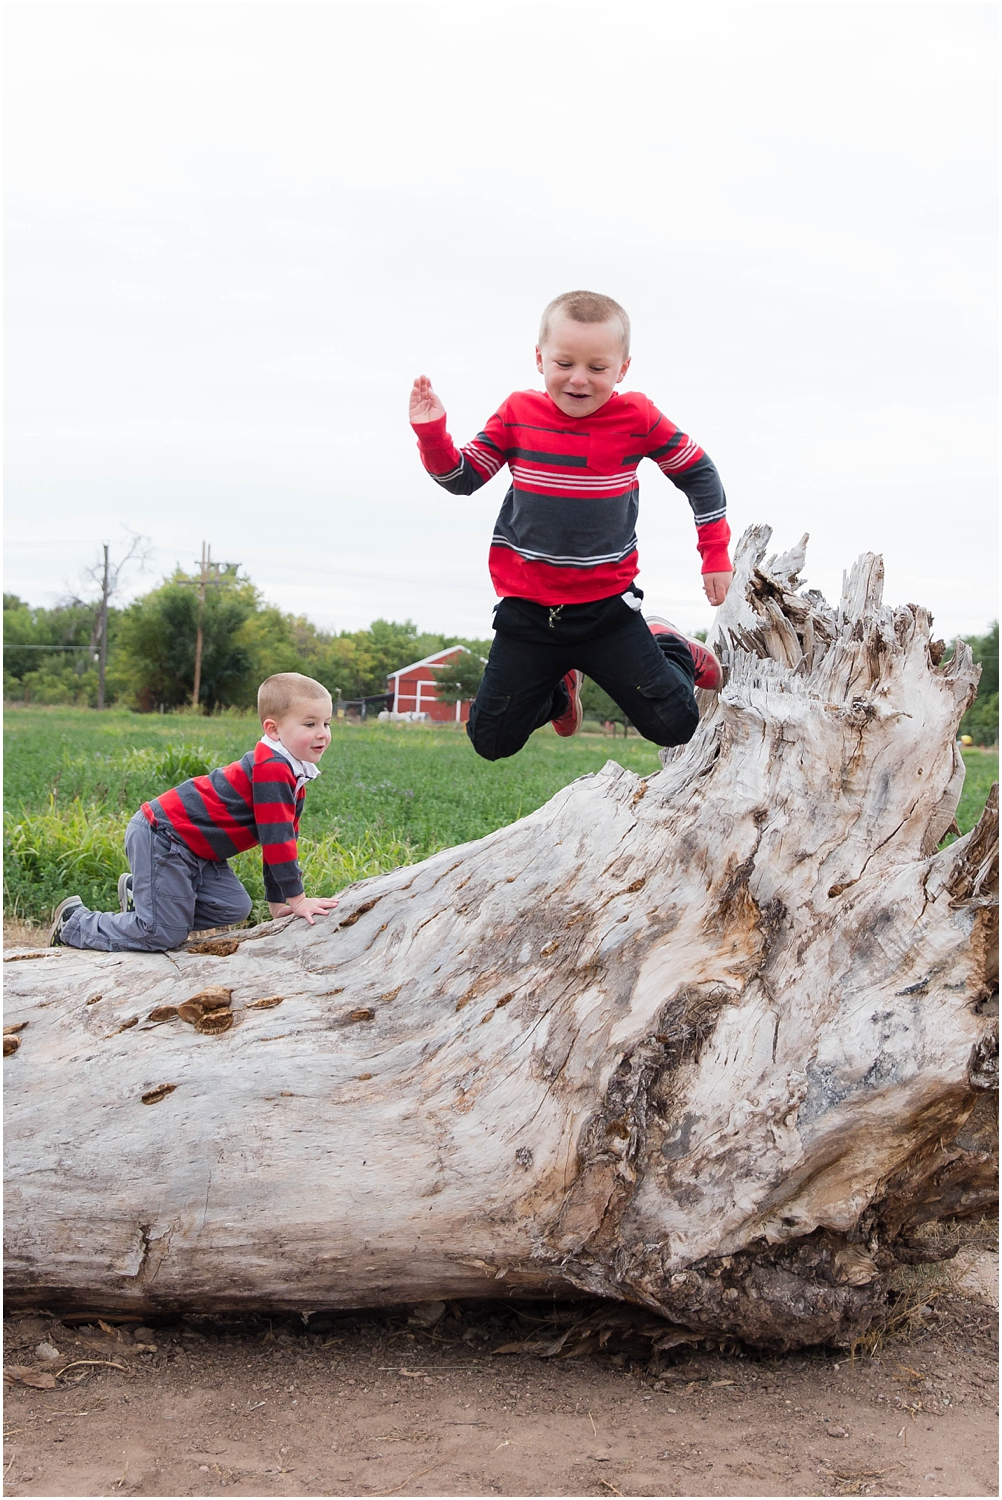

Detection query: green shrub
xmin=119 ymin=743 xmax=215 ymax=783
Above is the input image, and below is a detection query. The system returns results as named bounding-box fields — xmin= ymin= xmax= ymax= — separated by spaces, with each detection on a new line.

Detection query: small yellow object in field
xmin=960 ymin=734 xmax=974 ymax=746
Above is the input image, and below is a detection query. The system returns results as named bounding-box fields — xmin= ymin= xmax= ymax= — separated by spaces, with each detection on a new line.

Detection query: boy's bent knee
xmin=138 ymin=923 xmax=190 ymax=952
xmin=642 ymin=711 xmax=699 ymax=749
xmin=466 ymin=721 xmax=513 ymax=762
xmin=630 ymin=680 xmax=699 ymax=748
xmin=467 ymin=692 xmax=532 ymax=762
xmin=223 ymin=889 xmax=253 ymax=924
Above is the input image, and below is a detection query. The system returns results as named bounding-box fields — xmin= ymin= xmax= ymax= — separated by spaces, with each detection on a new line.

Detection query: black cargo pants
xmin=467 ymin=588 xmax=699 ymax=762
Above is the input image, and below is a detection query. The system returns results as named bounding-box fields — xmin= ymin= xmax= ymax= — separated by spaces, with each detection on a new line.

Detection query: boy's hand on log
xmin=703 ymin=571 xmax=734 ymax=607
xmin=270 ymin=896 xmax=340 ymax=925
xmin=409 ymin=375 xmax=446 ymax=424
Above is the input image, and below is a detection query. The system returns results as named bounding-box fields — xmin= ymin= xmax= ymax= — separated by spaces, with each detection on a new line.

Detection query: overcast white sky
xmin=4 ymin=2 xmax=998 ymax=640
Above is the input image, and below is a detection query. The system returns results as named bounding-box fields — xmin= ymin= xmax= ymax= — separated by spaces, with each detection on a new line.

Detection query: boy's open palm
xmin=410 ymin=375 xmax=445 ymax=424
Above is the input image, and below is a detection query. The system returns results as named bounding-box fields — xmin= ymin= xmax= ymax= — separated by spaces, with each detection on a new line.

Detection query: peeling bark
xmin=4 ymin=526 xmax=998 ymax=1350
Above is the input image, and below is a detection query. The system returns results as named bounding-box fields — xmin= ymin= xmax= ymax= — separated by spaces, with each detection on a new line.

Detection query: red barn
xmin=386 ymin=646 xmax=475 ymax=723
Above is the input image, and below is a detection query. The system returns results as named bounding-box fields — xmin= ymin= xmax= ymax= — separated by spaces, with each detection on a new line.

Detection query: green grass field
xmin=2 ymin=708 xmax=663 ymax=923
xmin=954 ymin=747 xmax=998 ymax=843
xmin=3 ymin=707 xmax=997 ymax=927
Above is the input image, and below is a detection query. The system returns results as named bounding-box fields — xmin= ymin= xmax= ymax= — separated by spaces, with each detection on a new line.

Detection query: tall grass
xmin=4 ymin=798 xmax=132 ymax=921
xmin=3 ymin=801 xmax=420 ymax=925
xmin=231 ymin=827 xmax=420 ymax=922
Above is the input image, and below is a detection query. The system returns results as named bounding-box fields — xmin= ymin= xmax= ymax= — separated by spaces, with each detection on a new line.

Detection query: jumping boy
xmin=49 ymin=672 xmax=340 ymax=951
xmin=409 ymin=289 xmax=732 ymax=760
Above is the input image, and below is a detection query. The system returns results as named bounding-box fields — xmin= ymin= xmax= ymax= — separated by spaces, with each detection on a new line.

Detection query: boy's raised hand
xmin=703 ymin=571 xmax=734 ymax=607
xmin=409 ymin=375 xmax=446 ymax=425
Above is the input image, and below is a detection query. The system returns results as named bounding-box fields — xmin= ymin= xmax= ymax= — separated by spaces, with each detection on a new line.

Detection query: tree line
xmin=953 ymin=620 xmax=999 ymax=746
xmin=3 ymin=566 xmax=489 ymax=714
xmin=3 ymin=569 xmax=998 ymax=743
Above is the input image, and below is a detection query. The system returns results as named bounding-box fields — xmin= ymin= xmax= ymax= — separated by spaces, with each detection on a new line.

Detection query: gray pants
xmin=61 ymin=810 xmax=253 ymax=953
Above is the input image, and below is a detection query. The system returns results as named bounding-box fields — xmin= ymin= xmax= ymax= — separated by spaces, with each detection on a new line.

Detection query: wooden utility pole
xmin=191 ymin=541 xmax=210 ymax=713
xmin=96 ymin=544 xmax=110 ymax=711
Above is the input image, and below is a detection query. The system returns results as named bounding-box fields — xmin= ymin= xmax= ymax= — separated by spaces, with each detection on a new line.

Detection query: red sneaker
xmin=551 ymin=669 xmax=583 ymax=737
xmin=646 ymin=616 xmax=723 ymax=692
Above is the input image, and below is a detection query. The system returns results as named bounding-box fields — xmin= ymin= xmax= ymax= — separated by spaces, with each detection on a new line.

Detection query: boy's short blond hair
xmin=257 ymin=673 xmax=332 ymax=723
xmin=538 ymin=290 xmax=631 ymax=356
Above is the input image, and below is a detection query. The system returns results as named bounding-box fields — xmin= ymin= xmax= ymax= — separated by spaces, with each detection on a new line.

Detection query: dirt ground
xmin=4 ymin=1260 xmax=997 ymax=1500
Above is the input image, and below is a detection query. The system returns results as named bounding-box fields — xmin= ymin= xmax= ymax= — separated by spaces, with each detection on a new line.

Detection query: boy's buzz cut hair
xmin=539 ymin=290 xmax=631 ymax=356
xmin=258 ymin=672 xmax=332 ymax=723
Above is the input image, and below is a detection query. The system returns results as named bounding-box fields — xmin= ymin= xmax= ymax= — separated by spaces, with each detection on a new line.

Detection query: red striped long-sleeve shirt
xmin=413 ymin=388 xmax=731 ymax=606
xmin=142 ymin=739 xmax=312 ymax=901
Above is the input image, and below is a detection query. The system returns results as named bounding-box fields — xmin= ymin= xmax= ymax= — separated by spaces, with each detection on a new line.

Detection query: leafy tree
xmin=431 ymin=649 xmax=486 ymax=705
xmin=114 ymin=566 xmax=263 ymax=711
xmin=958 ymin=621 xmax=999 ymax=745
xmin=3 ymin=593 xmax=107 ymax=705
xmin=238 ymin=604 xmax=308 ymax=687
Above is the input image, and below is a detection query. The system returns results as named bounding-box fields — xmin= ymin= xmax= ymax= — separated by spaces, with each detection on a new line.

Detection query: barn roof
xmin=386 ymin=645 xmax=470 ymax=680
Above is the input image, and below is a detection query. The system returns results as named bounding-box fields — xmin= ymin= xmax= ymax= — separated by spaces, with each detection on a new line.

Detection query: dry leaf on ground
xmin=5 ymin=1366 xmax=57 ymax=1389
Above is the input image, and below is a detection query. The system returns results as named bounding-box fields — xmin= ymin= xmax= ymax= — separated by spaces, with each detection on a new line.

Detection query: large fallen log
xmin=4 ymin=526 xmax=997 ymax=1351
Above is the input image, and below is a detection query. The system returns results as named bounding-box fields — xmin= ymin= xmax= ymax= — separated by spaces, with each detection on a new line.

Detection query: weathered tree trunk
xmin=4 ymin=526 xmax=997 ymax=1351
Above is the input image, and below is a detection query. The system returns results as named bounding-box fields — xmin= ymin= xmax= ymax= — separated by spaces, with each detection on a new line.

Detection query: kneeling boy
xmin=50 ymin=673 xmax=339 ymax=951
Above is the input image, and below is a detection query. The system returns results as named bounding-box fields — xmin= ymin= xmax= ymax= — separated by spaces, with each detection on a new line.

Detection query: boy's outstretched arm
xmin=409 ymin=377 xmax=505 ymax=496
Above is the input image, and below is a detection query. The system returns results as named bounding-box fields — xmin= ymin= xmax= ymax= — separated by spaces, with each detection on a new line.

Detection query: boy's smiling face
xmin=536 ymin=317 xmax=631 ymax=419
xmin=263 ymin=697 xmax=333 ymax=764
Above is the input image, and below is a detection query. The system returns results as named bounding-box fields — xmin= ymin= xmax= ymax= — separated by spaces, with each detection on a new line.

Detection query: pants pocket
xmin=467 ymin=686 xmax=513 ymax=762
xmin=633 ymin=666 xmax=699 ymax=746
xmin=145 ymin=828 xmax=196 ymax=945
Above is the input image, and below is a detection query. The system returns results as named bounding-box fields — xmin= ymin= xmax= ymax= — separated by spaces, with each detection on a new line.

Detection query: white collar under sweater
xmin=258 ymin=734 xmax=321 ymax=788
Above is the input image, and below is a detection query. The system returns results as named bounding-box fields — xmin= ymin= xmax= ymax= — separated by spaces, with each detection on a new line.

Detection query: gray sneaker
xmin=118 ymin=873 xmax=134 ymax=913
xmin=48 ymin=895 xmax=83 ymax=946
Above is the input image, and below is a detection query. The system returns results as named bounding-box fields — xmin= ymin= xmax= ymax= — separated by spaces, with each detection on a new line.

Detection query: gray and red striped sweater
xmin=142 ymin=738 xmax=317 ymax=902
xmin=413 ymin=388 xmax=730 ymax=605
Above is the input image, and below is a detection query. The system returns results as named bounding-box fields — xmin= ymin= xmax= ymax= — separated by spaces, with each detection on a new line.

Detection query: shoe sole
xmin=48 ymin=895 xmax=83 ymax=946
xmin=117 ymin=873 xmax=133 ymax=913
xmin=552 ymin=670 xmax=583 ymax=737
